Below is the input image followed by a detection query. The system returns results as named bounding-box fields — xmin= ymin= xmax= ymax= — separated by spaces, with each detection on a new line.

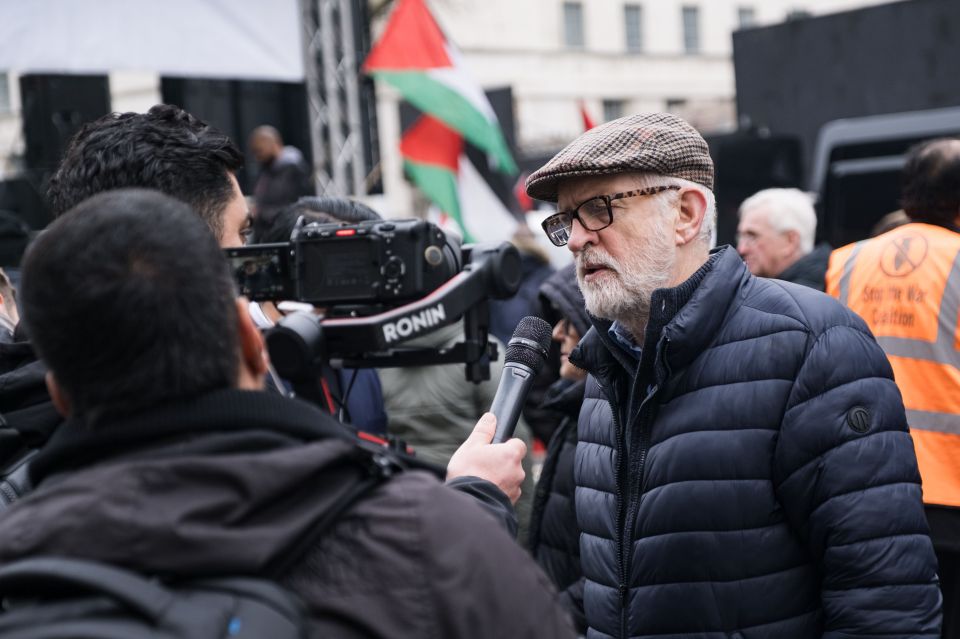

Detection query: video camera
xmin=225 ymin=218 xmax=522 ymax=386
xmin=224 ymin=218 xmax=461 ymax=313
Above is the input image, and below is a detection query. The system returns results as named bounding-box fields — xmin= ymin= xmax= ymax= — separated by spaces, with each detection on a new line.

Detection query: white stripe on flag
xmin=457 ymin=154 xmax=518 ymax=243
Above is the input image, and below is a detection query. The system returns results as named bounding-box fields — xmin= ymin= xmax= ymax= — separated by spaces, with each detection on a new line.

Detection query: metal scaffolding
xmin=300 ymin=0 xmax=374 ymax=197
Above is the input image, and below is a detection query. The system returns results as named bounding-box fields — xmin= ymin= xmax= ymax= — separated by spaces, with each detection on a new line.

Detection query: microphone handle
xmin=490 ymin=362 xmax=536 ymax=443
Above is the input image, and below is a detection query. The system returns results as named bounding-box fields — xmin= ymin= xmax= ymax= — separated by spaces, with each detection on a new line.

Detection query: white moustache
xmin=576 ymin=250 xmax=618 ymax=274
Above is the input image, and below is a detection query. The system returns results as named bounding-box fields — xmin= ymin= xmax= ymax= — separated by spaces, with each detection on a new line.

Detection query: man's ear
xmin=235 ymin=298 xmax=268 ymax=389
xmin=45 ymin=371 xmax=72 ymax=418
xmin=675 ymin=188 xmax=708 ymax=246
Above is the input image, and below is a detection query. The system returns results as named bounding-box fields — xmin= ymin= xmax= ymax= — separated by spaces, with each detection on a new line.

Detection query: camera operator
xmin=0 ymin=189 xmax=574 ymax=638
xmin=0 ymin=104 xmax=251 ymax=509
xmin=0 ymin=104 xmax=528 ymax=537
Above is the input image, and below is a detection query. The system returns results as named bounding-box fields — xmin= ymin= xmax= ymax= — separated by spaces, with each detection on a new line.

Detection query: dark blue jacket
xmin=569 ymin=246 xmax=941 ymax=638
xmin=339 ymin=368 xmax=387 ymax=436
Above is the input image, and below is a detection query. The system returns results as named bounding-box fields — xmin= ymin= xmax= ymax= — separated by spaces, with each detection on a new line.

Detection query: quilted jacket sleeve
xmin=774 ymin=320 xmax=942 ymax=637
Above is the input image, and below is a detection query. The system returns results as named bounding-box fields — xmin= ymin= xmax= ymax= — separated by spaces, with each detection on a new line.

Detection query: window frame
xmin=562 ymin=1 xmax=586 ymax=49
xmin=681 ymin=5 xmax=701 ymax=55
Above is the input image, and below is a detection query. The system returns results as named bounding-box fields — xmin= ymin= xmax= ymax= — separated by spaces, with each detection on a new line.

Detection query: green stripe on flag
xmin=403 ymin=160 xmax=475 ymax=243
xmin=378 ymin=71 xmax=518 ymax=176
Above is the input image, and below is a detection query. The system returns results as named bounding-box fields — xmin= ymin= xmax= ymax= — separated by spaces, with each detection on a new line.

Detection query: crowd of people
xmin=0 ymin=102 xmax=955 ymax=637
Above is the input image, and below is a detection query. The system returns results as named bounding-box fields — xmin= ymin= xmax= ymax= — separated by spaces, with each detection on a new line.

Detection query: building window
xmin=665 ymin=98 xmax=688 ymax=112
xmin=786 ymin=8 xmax=812 ymax=21
xmin=624 ymin=4 xmax=643 ymax=53
xmin=0 ymin=73 xmax=10 ymax=114
xmin=603 ymin=99 xmax=624 ymax=122
xmin=563 ymin=2 xmax=585 ymax=49
xmin=737 ymin=6 xmax=756 ymax=28
xmin=682 ymin=5 xmax=700 ymax=54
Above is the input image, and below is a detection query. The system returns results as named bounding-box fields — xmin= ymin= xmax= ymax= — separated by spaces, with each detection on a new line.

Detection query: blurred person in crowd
xmin=0 ymin=268 xmax=19 ymax=343
xmin=526 ymin=263 xmax=588 ymax=626
xmin=827 ymin=137 xmax=960 ymax=638
xmin=252 ymin=196 xmax=388 ymax=436
xmin=0 ymin=210 xmax=31 ymax=288
xmin=489 ymin=225 xmax=555 ymax=345
xmin=871 ymin=208 xmax=911 ymax=237
xmin=248 ymin=125 xmax=313 ymax=221
xmin=253 ymin=194 xmax=381 ymax=245
xmin=736 ymin=187 xmax=831 ymax=290
xmin=526 ymin=112 xmax=941 ymax=637
xmin=489 ymin=226 xmax=558 ymax=445
xmin=490 ymin=224 xmax=558 ymax=443
xmin=0 ymin=189 xmax=576 ymax=639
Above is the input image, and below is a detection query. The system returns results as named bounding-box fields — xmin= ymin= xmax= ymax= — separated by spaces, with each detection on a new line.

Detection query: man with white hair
xmin=736 ymin=187 xmax=831 ymax=290
xmin=526 ymin=112 xmax=940 ymax=638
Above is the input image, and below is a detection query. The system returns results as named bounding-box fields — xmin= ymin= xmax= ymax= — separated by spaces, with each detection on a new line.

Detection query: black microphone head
xmin=505 ymin=316 xmax=553 ymax=371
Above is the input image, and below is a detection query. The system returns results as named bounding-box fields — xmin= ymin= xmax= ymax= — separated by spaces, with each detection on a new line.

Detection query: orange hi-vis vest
xmin=827 ymin=222 xmax=960 ymax=507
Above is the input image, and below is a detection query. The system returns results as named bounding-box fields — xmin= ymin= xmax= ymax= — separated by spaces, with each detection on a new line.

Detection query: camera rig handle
xmin=266 ymin=242 xmax=522 ymax=383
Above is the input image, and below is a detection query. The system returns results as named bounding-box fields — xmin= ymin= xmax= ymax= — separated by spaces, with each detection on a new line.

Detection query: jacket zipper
xmin=592 ymin=375 xmax=630 ymax=639
xmin=617 ymin=337 xmax=671 ymax=639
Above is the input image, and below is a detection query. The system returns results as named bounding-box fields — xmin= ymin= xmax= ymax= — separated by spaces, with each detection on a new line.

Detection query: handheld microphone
xmin=490 ymin=316 xmax=553 ymax=443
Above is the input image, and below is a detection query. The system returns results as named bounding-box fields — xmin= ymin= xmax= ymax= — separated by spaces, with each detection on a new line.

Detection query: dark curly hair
xmin=901 ymin=138 xmax=960 ymax=226
xmin=47 ymin=104 xmax=244 ymax=240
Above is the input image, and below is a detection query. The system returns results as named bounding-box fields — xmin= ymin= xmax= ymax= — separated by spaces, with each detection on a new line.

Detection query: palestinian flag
xmin=580 ymin=100 xmax=597 ymax=130
xmin=364 ymin=0 xmax=517 ymax=175
xmin=401 ymin=115 xmax=517 ymax=244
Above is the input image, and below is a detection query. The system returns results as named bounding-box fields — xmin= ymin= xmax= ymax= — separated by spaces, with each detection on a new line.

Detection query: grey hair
xmin=738 ymin=188 xmax=817 ymax=254
xmin=631 ymin=173 xmax=717 ymax=247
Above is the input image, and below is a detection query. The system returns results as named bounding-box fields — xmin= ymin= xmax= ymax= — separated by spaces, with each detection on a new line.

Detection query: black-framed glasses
xmin=541 ymin=185 xmax=681 ymax=246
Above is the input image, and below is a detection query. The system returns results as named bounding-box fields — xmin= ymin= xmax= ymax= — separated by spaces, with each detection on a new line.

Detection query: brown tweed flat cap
xmin=526 ymin=112 xmax=714 ymax=202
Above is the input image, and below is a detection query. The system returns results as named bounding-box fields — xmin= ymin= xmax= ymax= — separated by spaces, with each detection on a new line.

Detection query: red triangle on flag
xmin=514 ymin=172 xmax=534 ymax=212
xmin=363 ymin=0 xmax=453 ymax=72
xmin=400 ymin=115 xmax=463 ymax=172
xmin=580 ymin=101 xmax=597 ymax=131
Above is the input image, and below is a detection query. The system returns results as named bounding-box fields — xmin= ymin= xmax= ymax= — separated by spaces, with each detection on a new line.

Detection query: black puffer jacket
xmin=0 ymin=390 xmax=576 ymax=639
xmin=528 ymin=378 xmax=584 ymax=592
xmin=571 ymin=246 xmax=941 ymax=638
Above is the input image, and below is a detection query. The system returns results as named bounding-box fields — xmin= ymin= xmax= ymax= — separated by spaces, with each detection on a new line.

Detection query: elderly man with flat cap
xmin=526 ymin=112 xmax=941 ymax=638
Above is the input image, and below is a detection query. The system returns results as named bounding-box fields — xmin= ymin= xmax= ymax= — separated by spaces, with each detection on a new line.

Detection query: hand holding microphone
xmin=447 ymin=317 xmax=553 ymax=503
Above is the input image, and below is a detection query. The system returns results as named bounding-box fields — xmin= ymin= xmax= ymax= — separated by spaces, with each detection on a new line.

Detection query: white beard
xmin=575 ymin=217 xmax=675 ymax=325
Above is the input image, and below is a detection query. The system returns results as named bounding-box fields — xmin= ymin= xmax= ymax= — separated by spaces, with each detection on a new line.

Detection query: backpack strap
xmin=0 ymin=449 xmax=35 ymax=509
xmin=265 ymin=447 xmax=399 ymax=579
xmin=0 ymin=557 xmax=173 ymax=623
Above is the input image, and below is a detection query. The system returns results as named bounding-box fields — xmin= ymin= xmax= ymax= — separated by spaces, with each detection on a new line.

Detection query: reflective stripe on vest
xmin=827 ymin=223 xmax=960 ymax=507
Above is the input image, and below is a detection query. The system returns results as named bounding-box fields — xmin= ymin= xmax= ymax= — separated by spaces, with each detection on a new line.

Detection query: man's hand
xmin=447 ymin=413 xmax=527 ymax=504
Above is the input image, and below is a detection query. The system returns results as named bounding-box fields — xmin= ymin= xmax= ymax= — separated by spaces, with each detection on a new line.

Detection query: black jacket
xmin=777 ymin=242 xmax=832 ymax=291
xmin=570 ymin=246 xmax=940 ymax=638
xmin=0 ymin=338 xmax=60 ymax=507
xmin=528 ymin=378 xmax=584 ymax=593
xmin=0 ymin=389 xmax=575 ymax=639
xmin=253 ymin=147 xmax=313 ymax=216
